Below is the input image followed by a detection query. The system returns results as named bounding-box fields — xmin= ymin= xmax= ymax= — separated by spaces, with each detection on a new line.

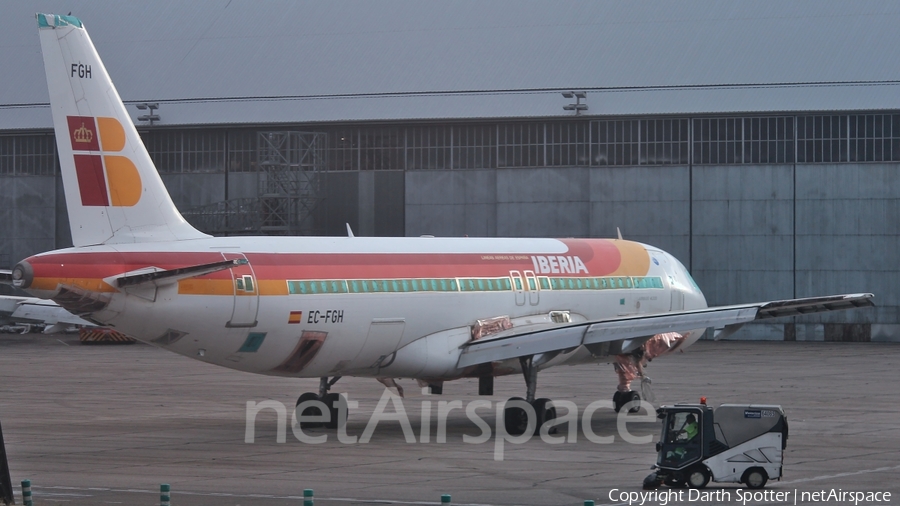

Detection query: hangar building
xmin=1 ymin=1 xmax=897 ymax=340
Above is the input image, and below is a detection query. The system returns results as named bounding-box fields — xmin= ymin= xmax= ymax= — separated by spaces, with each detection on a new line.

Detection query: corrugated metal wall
xmin=0 ymin=159 xmax=890 ymax=340
xmin=404 ymin=163 xmax=890 ymax=340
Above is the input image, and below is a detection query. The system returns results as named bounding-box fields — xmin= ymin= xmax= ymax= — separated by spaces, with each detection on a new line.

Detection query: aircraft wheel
xmin=742 ymin=468 xmax=768 ymax=489
xmin=532 ymin=398 xmax=557 ymax=435
xmin=686 ymin=466 xmax=710 ymax=489
xmin=321 ymin=392 xmax=344 ymax=429
xmin=615 ymin=391 xmax=641 ymax=413
xmin=504 ymin=397 xmax=530 ymax=436
xmin=613 ymin=391 xmax=624 ymax=412
xmin=626 ymin=391 xmax=642 ymax=413
xmin=296 ymin=392 xmax=323 ymax=428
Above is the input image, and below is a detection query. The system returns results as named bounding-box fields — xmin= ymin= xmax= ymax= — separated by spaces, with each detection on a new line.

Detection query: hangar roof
xmin=3 ymin=1 xmax=900 ymax=129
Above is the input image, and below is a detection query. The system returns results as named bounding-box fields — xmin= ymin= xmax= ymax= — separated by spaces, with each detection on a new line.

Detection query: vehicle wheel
xmin=504 ymin=397 xmax=530 ymax=436
xmin=626 ymin=391 xmax=642 ymax=413
xmin=532 ymin=398 xmax=557 ymax=435
xmin=296 ymin=392 xmax=323 ymax=428
xmin=321 ymin=392 xmax=344 ymax=429
xmin=743 ymin=468 xmax=768 ymax=489
xmin=686 ymin=466 xmax=710 ymax=489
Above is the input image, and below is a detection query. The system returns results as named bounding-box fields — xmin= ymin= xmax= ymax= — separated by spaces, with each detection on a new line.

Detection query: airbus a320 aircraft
xmin=9 ymin=13 xmax=873 ymax=434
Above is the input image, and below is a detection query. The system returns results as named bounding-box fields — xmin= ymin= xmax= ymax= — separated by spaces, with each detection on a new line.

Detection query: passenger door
xmin=510 ymin=270 xmax=526 ymax=306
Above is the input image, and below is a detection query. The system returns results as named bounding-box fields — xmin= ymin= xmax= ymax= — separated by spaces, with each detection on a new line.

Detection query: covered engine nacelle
xmin=377 ymin=326 xmax=472 ymax=380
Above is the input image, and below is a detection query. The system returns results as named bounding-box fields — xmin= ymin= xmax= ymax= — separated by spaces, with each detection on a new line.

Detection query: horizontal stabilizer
xmin=115 ymin=259 xmax=246 ymax=289
xmin=12 ymin=297 xmax=93 ymax=327
xmin=457 ymin=293 xmax=874 ymax=368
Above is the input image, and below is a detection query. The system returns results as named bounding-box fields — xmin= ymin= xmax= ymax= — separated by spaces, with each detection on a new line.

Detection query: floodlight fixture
xmin=136 ymin=103 xmax=160 ymax=124
xmin=562 ymin=91 xmax=588 ymax=115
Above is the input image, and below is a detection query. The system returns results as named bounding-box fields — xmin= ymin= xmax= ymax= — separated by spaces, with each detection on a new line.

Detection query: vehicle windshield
xmin=658 ymin=411 xmax=702 ymax=467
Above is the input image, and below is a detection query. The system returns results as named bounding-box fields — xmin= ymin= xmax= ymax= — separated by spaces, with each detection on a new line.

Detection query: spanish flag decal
xmin=288 ymin=311 xmax=303 ymax=324
xmin=67 ymin=116 xmax=142 ymax=207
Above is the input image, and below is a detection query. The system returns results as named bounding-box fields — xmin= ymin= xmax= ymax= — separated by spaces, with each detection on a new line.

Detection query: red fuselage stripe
xmin=27 ymin=242 xmax=630 ymax=281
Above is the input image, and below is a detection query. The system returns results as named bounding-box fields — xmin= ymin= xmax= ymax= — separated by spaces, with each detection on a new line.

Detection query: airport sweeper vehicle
xmin=644 ymin=400 xmax=788 ymax=489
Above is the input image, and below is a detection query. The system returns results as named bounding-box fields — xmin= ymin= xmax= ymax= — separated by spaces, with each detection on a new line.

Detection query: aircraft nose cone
xmin=12 ymin=260 xmax=34 ymax=289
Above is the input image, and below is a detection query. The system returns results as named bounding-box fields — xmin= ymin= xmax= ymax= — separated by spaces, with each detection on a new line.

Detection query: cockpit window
xmin=672 ymin=258 xmax=700 ymax=291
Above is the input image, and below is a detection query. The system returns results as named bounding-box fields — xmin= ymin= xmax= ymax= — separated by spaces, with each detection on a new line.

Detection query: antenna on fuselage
xmin=346 ymin=223 xmax=355 ymax=238
xmin=617 ymin=227 xmax=623 ymax=240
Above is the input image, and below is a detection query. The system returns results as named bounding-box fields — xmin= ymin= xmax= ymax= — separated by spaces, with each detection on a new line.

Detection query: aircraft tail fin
xmin=36 ymin=13 xmax=209 ymax=246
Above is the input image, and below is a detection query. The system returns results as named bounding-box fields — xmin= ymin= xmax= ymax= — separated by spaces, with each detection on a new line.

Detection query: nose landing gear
xmin=613 ymin=389 xmax=642 ymax=413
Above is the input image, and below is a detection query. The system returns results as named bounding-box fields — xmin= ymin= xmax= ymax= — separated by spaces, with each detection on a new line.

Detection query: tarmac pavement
xmin=0 ymin=334 xmax=898 ymax=505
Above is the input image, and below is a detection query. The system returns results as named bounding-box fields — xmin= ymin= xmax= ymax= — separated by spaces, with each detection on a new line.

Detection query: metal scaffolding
xmin=182 ymin=131 xmax=325 ymax=236
xmin=257 ymin=131 xmax=325 ymax=235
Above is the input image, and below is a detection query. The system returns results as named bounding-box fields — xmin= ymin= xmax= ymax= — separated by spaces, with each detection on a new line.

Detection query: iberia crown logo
xmin=73 ymin=123 xmax=93 ymax=143
xmin=66 ymin=115 xmax=142 ymax=207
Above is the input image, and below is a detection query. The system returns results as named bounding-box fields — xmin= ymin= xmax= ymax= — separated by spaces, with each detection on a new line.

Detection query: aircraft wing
xmin=456 ymin=293 xmax=874 ymax=368
xmin=0 ymin=269 xmax=12 ymax=284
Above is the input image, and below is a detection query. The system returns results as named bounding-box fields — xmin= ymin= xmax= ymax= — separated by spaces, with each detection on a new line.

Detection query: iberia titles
xmin=530 ymin=255 xmax=588 ymax=275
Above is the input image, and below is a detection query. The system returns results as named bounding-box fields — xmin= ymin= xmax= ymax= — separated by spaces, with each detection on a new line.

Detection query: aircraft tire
xmin=532 ymin=398 xmax=557 ymax=435
xmin=296 ymin=392 xmax=324 ymax=429
xmin=626 ymin=391 xmax=642 ymax=413
xmin=613 ymin=391 xmax=623 ymax=412
xmin=504 ymin=397 xmax=529 ymax=436
xmin=321 ymin=392 xmax=344 ymax=429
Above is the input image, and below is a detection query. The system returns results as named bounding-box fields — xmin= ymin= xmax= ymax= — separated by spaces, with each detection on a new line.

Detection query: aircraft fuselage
xmin=17 ymin=236 xmax=708 ymax=381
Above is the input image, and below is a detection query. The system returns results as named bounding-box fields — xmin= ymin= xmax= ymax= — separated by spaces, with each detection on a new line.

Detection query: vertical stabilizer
xmin=36 ymin=13 xmax=209 ymax=246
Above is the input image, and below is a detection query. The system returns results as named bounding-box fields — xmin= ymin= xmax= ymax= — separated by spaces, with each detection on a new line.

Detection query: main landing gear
xmin=296 ymin=376 xmax=345 ymax=429
xmin=503 ymin=354 xmax=559 ymax=436
xmin=503 ymin=351 xmax=647 ymax=435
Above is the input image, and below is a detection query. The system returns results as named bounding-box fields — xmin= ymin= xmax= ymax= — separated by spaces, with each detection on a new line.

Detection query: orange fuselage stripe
xmin=31 ymin=277 xmax=116 ymax=293
xmin=177 ymin=278 xmax=288 ymax=296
